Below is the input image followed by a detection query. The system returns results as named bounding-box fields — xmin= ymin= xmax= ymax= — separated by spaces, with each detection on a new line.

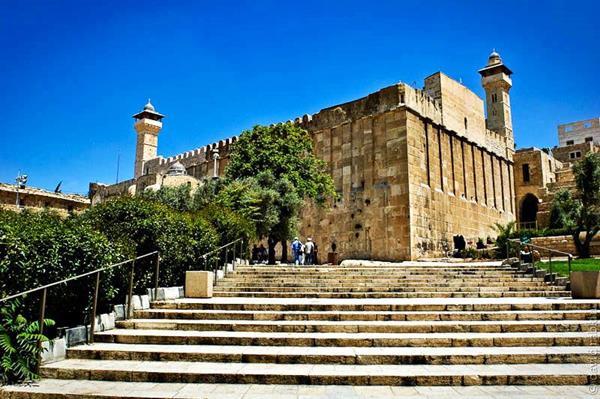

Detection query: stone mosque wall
xmin=299 ymin=79 xmax=514 ymax=260
xmin=91 ymin=53 xmax=517 ymax=261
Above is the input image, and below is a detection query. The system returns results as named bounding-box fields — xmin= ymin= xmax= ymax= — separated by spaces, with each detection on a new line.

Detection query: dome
xmin=143 ymin=99 xmax=155 ymax=112
xmin=166 ymin=161 xmax=186 ymax=176
xmin=487 ymin=49 xmax=502 ymax=66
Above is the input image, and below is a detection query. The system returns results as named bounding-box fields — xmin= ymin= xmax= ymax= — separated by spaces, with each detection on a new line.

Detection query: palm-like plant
xmin=0 ymin=298 xmax=54 ymax=384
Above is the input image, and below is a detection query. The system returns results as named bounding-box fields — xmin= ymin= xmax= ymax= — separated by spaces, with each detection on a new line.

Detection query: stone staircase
xmin=4 ymin=260 xmax=600 ymax=397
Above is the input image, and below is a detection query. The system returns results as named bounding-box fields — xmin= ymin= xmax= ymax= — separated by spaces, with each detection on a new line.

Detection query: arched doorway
xmin=520 ymin=193 xmax=539 ymax=227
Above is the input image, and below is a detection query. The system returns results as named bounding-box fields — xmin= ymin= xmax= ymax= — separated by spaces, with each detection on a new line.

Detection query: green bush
xmin=0 ymin=210 xmax=123 ymax=328
xmin=83 ymin=196 xmax=219 ymax=291
xmin=0 ymin=298 xmax=54 ymax=384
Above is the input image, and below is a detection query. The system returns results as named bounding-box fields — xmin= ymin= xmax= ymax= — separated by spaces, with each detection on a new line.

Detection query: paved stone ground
xmin=3 ymin=380 xmax=600 ymax=398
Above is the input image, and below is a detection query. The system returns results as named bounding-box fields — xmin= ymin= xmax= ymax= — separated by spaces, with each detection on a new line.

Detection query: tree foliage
xmin=225 ymin=123 xmax=335 ymax=203
xmin=550 ymin=152 xmax=600 ymax=258
xmin=225 ymin=123 xmax=335 ymax=262
xmin=139 ymin=184 xmax=193 ymax=212
xmin=84 ymin=196 xmax=219 ymax=290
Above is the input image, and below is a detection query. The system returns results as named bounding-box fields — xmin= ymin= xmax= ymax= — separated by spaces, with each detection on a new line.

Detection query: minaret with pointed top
xmin=133 ymin=100 xmax=165 ymax=179
xmin=478 ymin=50 xmax=513 ymax=138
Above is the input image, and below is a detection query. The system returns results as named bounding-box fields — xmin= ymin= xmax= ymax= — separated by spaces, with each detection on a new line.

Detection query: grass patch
xmin=536 ymin=258 xmax=600 ymax=277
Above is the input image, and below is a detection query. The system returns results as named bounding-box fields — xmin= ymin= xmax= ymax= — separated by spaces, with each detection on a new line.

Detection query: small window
xmin=585 ymin=137 xmax=593 ymax=143
xmin=491 ymin=93 xmax=498 ymax=103
xmin=569 ymin=151 xmax=582 ymax=159
xmin=565 ymin=126 xmax=573 ymax=133
xmin=548 ymin=160 xmax=552 ymax=172
xmin=522 ymin=164 xmax=530 ymax=183
xmin=464 ymin=117 xmax=468 ymax=131
xmin=566 ymin=140 xmax=574 ymax=145
xmin=584 ymin=122 xmax=592 ymax=128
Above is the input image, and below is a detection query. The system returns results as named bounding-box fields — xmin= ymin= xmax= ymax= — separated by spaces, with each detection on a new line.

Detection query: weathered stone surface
xmin=185 ymin=271 xmax=214 ymax=298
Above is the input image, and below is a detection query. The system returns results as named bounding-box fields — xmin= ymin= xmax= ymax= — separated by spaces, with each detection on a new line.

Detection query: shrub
xmin=0 ymin=210 xmax=123 ymax=328
xmin=84 ymin=196 xmax=219 ymax=291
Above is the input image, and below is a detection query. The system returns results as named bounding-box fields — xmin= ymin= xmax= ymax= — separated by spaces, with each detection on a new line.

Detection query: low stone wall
xmin=530 ymin=234 xmax=600 ymax=257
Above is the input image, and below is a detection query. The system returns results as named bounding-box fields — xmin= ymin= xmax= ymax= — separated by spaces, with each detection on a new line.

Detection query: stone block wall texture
xmin=300 ymin=81 xmax=514 ymax=261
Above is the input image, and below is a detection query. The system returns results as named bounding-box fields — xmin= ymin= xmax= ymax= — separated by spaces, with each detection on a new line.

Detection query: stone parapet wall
xmin=530 ymin=234 xmax=600 ymax=257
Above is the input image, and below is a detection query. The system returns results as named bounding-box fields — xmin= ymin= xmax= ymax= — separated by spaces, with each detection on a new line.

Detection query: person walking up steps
xmin=304 ymin=238 xmax=315 ymax=265
xmin=291 ymin=237 xmax=302 ymax=265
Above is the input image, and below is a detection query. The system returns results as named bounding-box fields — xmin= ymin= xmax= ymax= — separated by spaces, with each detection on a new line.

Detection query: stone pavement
xmin=3 ymin=381 xmax=600 ymax=398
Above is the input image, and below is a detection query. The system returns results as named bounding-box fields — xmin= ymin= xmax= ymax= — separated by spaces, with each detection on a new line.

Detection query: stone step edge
xmin=120 ymin=319 xmax=599 ymax=327
xmin=40 ymin=360 xmax=594 ymax=386
xmin=66 ymin=343 xmax=600 ymax=364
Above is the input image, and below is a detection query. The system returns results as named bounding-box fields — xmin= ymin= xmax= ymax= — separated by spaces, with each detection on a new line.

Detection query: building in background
xmin=0 ymin=182 xmax=89 ymax=215
xmin=558 ymin=117 xmax=600 ymax=148
xmin=91 ymin=51 xmax=516 ymax=260
xmin=513 ymin=116 xmax=599 ymax=230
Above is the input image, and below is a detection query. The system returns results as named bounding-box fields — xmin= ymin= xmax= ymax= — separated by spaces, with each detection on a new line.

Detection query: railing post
xmin=224 ymin=247 xmax=228 ymax=277
xmin=233 ymin=242 xmax=236 ymax=269
xmin=568 ymin=254 xmax=572 ymax=275
xmin=126 ymin=259 xmax=135 ymax=320
xmin=241 ymin=239 xmax=244 ymax=263
xmin=154 ymin=253 xmax=160 ymax=302
xmin=36 ymin=287 xmax=47 ymax=374
xmin=89 ymin=271 xmax=101 ymax=344
xmin=549 ymin=253 xmax=553 ymax=282
xmin=505 ymin=241 xmax=509 ymax=260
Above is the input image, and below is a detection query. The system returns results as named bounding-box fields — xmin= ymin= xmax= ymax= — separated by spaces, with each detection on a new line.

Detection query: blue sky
xmin=1 ymin=0 xmax=598 ymax=194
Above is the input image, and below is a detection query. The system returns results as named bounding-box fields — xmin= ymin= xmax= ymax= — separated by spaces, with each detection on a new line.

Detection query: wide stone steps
xmin=10 ymin=261 xmax=598 ymax=395
xmin=135 ymin=308 xmax=600 ymax=321
xmin=217 ymin=286 xmax=564 ymax=293
xmin=67 ymin=343 xmax=599 ymax=365
xmin=115 ymin=318 xmax=598 ymax=334
xmin=212 ymin=290 xmax=571 ymax=298
xmin=39 ymin=359 xmax=593 ymax=385
xmin=151 ymin=298 xmax=597 ymax=312
xmin=93 ymin=329 xmax=599 ymax=347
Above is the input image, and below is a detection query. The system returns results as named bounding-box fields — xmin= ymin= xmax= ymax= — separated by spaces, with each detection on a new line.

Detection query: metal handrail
xmin=0 ymin=251 xmax=158 ymax=303
xmin=0 ymin=234 xmax=248 ymax=376
xmin=507 ymin=238 xmax=574 ymax=277
xmin=201 ymin=238 xmax=244 ymax=282
xmin=0 ymin=250 xmax=160 ymax=373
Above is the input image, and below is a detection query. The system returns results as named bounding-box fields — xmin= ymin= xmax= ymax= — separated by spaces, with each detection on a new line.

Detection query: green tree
xmin=139 ymin=184 xmax=193 ymax=212
xmin=550 ymin=152 xmax=600 ymax=258
xmin=225 ymin=123 xmax=335 ymax=262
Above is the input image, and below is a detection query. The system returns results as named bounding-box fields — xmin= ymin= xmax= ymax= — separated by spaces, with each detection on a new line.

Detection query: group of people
xmin=291 ymin=237 xmax=318 ymax=265
xmin=250 ymin=237 xmax=320 ymax=265
xmin=250 ymin=244 xmax=268 ymax=264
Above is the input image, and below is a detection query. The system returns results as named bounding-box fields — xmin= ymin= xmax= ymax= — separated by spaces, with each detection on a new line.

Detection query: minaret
xmin=478 ymin=50 xmax=513 ymax=137
xmin=133 ymin=100 xmax=164 ymax=179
